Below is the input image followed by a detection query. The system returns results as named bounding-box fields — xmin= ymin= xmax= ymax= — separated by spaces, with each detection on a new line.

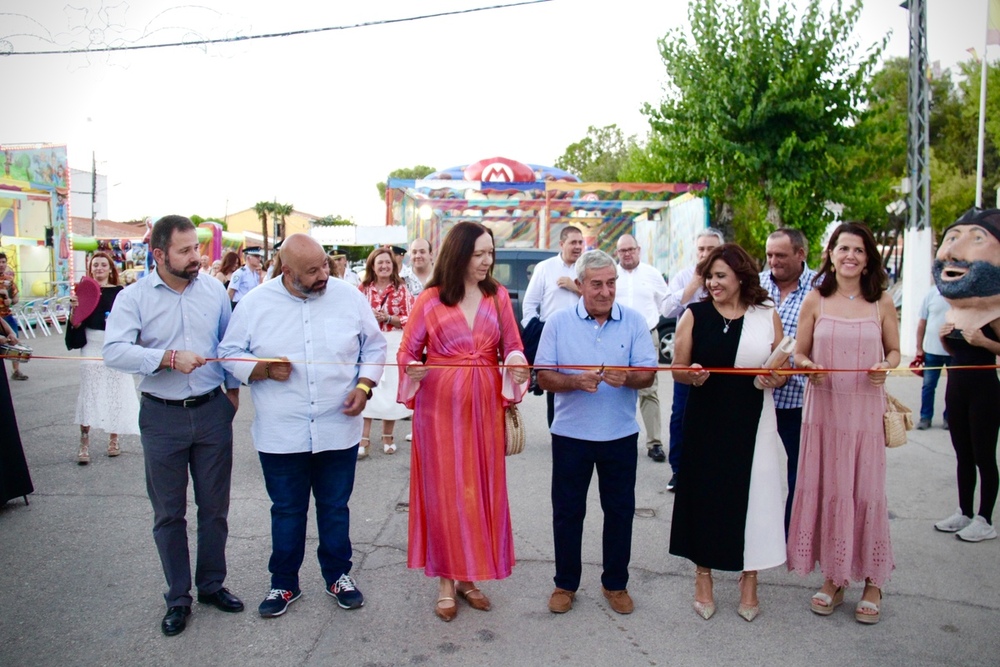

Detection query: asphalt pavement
xmin=1 ymin=333 xmax=998 ymax=667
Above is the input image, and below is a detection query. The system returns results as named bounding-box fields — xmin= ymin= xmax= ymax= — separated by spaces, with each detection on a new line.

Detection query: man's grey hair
xmin=575 ymin=250 xmax=616 ymax=280
xmin=697 ymin=227 xmax=725 ymax=244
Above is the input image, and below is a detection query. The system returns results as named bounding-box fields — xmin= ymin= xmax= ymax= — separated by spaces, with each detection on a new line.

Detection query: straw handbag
xmin=884 ymin=392 xmax=913 ymax=448
xmin=493 ymin=296 xmax=526 ymax=456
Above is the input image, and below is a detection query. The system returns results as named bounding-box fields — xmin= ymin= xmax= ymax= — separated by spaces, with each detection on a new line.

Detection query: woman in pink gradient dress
xmin=398 ymin=222 xmax=528 ymax=622
xmin=787 ymin=223 xmax=901 ymax=625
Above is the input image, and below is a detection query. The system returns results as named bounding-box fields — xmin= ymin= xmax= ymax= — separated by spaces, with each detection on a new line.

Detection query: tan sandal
xmin=855 ymin=582 xmax=882 ymax=624
xmin=358 ymin=437 xmax=370 ymax=460
xmin=737 ymin=571 xmax=759 ymax=622
xmin=382 ymin=434 xmax=396 ymax=455
xmin=811 ymin=585 xmax=845 ymax=616
xmin=77 ymin=432 xmax=90 ymax=465
xmin=107 ymin=435 xmax=121 ymax=457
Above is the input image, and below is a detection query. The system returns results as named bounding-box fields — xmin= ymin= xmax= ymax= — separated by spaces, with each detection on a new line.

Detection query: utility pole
xmin=90 ymin=150 xmax=97 ymax=237
xmin=906 ymin=0 xmax=930 ymax=232
xmin=899 ymin=0 xmax=932 ymax=357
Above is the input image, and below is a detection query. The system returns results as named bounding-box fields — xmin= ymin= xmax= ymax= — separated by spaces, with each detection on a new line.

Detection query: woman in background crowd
xmin=68 ymin=252 xmax=140 ymax=463
xmin=358 ymin=247 xmax=413 ymax=458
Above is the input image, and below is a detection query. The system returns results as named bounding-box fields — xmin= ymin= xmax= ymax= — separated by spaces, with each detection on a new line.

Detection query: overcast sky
xmin=0 ymin=0 xmax=988 ymax=226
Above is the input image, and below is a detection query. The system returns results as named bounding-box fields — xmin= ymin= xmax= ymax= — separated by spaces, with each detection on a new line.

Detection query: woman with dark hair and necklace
xmin=787 ymin=222 xmax=900 ymax=625
xmin=669 ymin=243 xmax=788 ymax=622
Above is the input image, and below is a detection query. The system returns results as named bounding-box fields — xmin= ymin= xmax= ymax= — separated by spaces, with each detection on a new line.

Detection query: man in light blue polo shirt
xmin=536 ymin=250 xmax=657 ymax=617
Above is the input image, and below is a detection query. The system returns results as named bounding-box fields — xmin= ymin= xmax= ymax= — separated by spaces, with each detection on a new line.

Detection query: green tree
xmin=272 ymin=202 xmax=294 ymax=245
xmin=313 ymin=214 xmax=354 ymax=226
xmin=376 ymin=165 xmax=437 ymax=200
xmin=253 ymin=201 xmax=274 ymax=259
xmin=555 ymin=124 xmax=636 ymax=182
xmin=633 ymin=0 xmax=883 ymax=257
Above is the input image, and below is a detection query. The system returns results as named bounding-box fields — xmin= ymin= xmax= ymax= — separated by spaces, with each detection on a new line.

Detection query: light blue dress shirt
xmin=103 ymin=269 xmax=239 ymax=399
xmin=535 ymin=300 xmax=658 ymax=441
xmin=218 ymin=276 xmax=387 ymax=454
xmin=229 ymin=266 xmax=262 ymax=303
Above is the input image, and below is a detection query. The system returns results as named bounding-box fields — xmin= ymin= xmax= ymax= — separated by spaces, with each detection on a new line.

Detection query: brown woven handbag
xmin=883 ymin=392 xmax=913 ymax=448
xmin=493 ymin=295 xmax=526 ymax=456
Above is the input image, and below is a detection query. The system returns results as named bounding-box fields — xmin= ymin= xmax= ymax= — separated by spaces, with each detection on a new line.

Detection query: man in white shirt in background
xmin=219 ymin=234 xmax=387 ymax=619
xmin=663 ymin=228 xmax=724 ymax=491
xmin=614 ymin=234 xmax=668 ymax=463
xmin=521 ymin=225 xmax=585 ymax=426
xmin=400 ymin=238 xmax=433 ymax=297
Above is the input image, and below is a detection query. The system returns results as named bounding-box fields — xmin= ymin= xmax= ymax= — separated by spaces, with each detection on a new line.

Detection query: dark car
xmin=494 ymin=247 xmax=677 ymax=363
xmin=656 ymin=315 xmax=676 ymax=365
xmin=492 ymin=248 xmax=557 ymax=325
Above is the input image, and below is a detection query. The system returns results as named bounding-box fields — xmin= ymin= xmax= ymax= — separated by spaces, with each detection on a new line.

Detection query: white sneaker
xmin=956 ymin=516 xmax=998 ymax=542
xmin=935 ymin=509 xmax=973 ymax=533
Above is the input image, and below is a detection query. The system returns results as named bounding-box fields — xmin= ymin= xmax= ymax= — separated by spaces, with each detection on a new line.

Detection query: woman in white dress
xmin=669 ymin=243 xmax=788 ymax=622
xmin=69 ymin=252 xmax=140 ymax=464
xmin=358 ymin=247 xmax=414 ymax=458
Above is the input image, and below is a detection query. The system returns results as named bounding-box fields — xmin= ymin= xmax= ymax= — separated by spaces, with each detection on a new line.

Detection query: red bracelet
xmin=169 ymin=350 xmax=177 ymax=371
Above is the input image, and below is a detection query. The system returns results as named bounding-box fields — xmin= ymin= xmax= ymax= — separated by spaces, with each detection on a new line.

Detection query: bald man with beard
xmin=219 ymin=234 xmax=387 ymax=616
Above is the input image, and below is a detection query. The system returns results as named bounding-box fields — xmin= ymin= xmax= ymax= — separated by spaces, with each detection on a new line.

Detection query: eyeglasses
xmin=618 ymin=247 xmax=639 ymax=253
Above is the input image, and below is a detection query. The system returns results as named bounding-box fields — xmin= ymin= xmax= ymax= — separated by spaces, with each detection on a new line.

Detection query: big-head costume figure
xmin=931 ymin=207 xmax=1000 ymax=543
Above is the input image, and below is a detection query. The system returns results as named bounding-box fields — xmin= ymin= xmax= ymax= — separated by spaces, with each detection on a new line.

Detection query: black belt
xmin=142 ymin=386 xmax=222 ymax=408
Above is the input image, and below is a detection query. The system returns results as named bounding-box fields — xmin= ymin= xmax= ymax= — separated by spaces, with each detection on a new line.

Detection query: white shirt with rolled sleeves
xmin=616 ymin=262 xmax=668 ymax=330
xmin=661 ymin=265 xmax=707 ymax=319
xmin=103 ymin=270 xmax=240 ymax=399
xmin=520 ymin=255 xmax=579 ymax=327
xmin=218 ymin=276 xmax=387 ymax=454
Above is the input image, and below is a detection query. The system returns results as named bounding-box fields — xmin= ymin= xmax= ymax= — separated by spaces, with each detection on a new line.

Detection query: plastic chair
xmin=40 ymin=298 xmax=63 ymax=334
xmin=10 ymin=304 xmax=34 ymax=339
xmin=22 ymin=300 xmax=51 ymax=336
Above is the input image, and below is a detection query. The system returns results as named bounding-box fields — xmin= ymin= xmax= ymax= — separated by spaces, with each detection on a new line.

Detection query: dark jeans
xmin=667 ymin=382 xmax=690 ymax=473
xmin=775 ymin=407 xmax=802 ymax=535
xmin=258 ymin=447 xmax=358 ymax=591
xmin=551 ymin=432 xmax=637 ymax=592
xmin=139 ymin=392 xmax=236 ymax=608
xmin=920 ymin=353 xmax=951 ymax=422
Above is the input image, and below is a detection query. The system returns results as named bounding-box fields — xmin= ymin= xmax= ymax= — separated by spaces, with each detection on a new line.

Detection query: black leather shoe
xmin=197 ymin=587 xmax=245 ymax=613
xmin=161 ymin=606 xmax=191 ymax=636
xmin=648 ymin=445 xmax=666 ymax=462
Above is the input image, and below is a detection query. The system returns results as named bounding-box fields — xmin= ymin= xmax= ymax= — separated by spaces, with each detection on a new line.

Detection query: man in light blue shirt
xmin=103 ymin=215 xmax=244 ymax=637
xmin=915 ymin=285 xmax=951 ymax=429
xmin=219 ymin=234 xmax=386 ymax=619
xmin=536 ymin=250 xmax=657 ymax=616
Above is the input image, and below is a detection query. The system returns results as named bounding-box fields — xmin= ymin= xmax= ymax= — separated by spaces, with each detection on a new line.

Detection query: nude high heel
xmin=737 ymin=571 xmax=760 ymax=622
xmin=693 ymin=568 xmax=715 ymax=620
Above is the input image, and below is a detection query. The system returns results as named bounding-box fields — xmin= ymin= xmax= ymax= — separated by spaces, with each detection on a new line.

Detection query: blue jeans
xmin=920 ymin=353 xmax=951 ymax=422
xmin=551 ymin=432 xmax=638 ymax=592
xmin=667 ymin=382 xmax=690 ymax=473
xmin=258 ymin=447 xmax=358 ymax=591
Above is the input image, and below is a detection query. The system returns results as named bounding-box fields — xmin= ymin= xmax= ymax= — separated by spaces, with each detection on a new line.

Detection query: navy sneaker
xmin=666 ymin=473 xmax=677 ymax=492
xmin=258 ymin=588 xmax=301 ymax=618
xmin=326 ymin=573 xmax=364 ymax=609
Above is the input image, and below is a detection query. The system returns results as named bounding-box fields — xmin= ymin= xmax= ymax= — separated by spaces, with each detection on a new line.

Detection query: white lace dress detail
xmin=74 ymin=328 xmax=140 ymax=434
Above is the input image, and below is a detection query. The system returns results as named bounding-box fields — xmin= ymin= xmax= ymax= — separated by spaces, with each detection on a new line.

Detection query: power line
xmin=1 ymin=0 xmax=553 ymax=57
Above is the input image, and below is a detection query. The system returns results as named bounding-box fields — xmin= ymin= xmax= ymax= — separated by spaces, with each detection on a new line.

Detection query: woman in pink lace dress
xmin=787 ymin=222 xmax=900 ymax=625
